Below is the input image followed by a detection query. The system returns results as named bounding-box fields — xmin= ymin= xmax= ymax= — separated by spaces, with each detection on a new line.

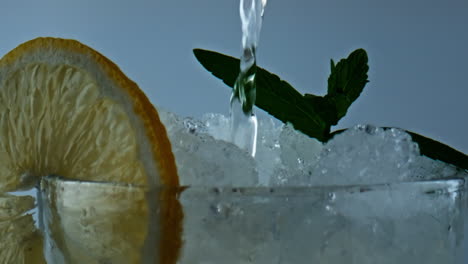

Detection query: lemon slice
xmin=0 ymin=37 xmax=182 ymax=263
xmin=0 ymin=194 xmax=44 ymax=263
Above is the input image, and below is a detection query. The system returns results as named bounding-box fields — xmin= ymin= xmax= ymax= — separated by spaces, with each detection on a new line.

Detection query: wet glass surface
xmin=36 ymin=175 xmax=468 ymax=264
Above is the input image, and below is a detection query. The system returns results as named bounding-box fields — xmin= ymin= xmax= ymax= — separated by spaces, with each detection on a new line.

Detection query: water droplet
xmin=210 ymin=203 xmax=231 ymax=218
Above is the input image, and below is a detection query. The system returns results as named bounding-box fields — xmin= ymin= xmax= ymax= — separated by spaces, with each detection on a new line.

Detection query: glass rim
xmin=38 ymin=175 xmax=467 ymax=196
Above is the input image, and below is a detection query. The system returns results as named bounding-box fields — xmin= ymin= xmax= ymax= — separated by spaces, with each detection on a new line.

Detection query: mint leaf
xmin=193 ymin=49 xmax=238 ymax=88
xmin=327 ymin=49 xmax=369 ymax=121
xmin=193 ymin=48 xmax=369 ymax=141
xmin=304 ymin=49 xmax=369 ymax=128
xmin=193 ymin=49 xmax=329 ymax=141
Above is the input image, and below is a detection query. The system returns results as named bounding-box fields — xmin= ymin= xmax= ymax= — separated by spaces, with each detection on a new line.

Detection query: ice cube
xmin=409 ymin=154 xmax=462 ymax=181
xmin=202 ymin=113 xmax=284 ymax=186
xmin=272 ymin=124 xmax=424 ymax=186
xmin=252 ymin=118 xmax=283 ymax=185
xmin=162 ymin=110 xmax=463 ymax=188
xmin=269 ymin=124 xmax=323 ymax=186
xmin=308 ymin=125 xmax=421 ymax=186
xmin=159 ymin=110 xmax=258 ymax=186
xmin=202 ymin=113 xmax=323 ymax=186
xmin=296 ymin=124 xmax=465 ymax=186
xmin=202 ymin=113 xmax=231 ymax=142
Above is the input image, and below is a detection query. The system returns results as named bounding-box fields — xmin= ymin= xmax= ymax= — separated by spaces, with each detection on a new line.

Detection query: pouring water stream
xmin=230 ymin=0 xmax=267 ymax=157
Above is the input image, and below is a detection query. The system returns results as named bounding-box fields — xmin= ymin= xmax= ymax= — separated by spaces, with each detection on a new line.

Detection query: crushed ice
xmin=159 ymin=110 xmax=462 ymax=187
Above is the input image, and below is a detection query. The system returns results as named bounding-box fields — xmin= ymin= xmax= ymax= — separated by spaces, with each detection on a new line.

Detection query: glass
xmin=38 ymin=177 xmax=153 ymax=263
xmin=38 ymin=174 xmax=468 ymax=263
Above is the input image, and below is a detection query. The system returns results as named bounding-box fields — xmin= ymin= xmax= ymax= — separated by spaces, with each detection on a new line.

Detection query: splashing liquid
xmin=230 ymin=0 xmax=267 ymax=157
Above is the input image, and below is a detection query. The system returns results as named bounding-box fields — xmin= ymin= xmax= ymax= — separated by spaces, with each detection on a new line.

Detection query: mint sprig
xmin=193 ymin=48 xmax=468 ymax=170
xmin=320 ymin=48 xmax=369 ymax=126
xmin=193 ymin=48 xmax=368 ymax=141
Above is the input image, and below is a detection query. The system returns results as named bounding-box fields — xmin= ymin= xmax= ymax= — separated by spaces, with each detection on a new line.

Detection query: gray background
xmin=0 ymin=0 xmax=466 ymax=154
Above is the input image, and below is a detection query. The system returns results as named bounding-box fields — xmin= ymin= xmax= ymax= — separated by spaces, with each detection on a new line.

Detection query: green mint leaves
xmin=321 ymin=49 xmax=369 ymax=126
xmin=193 ymin=48 xmax=468 ymax=170
xmin=193 ymin=48 xmax=369 ymax=142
